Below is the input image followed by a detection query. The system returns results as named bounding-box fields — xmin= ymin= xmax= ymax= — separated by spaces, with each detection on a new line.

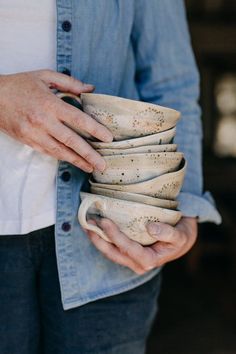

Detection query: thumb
xmin=146 ymin=222 xmax=175 ymax=243
xmin=36 ymin=69 xmax=95 ymax=94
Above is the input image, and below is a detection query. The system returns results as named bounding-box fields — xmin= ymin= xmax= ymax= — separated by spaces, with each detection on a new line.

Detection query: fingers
xmin=175 ymin=217 xmax=198 ymax=251
xmin=149 ymin=241 xmax=181 ymax=265
xmin=36 ymin=69 xmax=95 ymax=95
xmin=149 ymin=218 xmax=198 ymax=261
xmin=176 ymin=217 xmax=198 ymax=240
xmin=147 ymin=219 xmax=197 ymax=249
xmin=58 ymin=100 xmax=113 ymax=143
xmin=94 ymin=218 xmax=159 ymax=272
xmin=147 ymin=222 xmax=186 ymax=257
xmin=86 ymin=222 xmax=145 ymax=275
xmin=35 ymin=70 xmax=114 ymax=143
xmin=0 ymin=70 xmax=111 ymax=173
xmin=46 ymin=119 xmax=106 ymax=171
xmin=146 ymin=222 xmax=178 ymax=244
xmin=29 ymin=132 xmax=94 ymax=172
xmin=84 ymin=217 xmax=198 ymax=274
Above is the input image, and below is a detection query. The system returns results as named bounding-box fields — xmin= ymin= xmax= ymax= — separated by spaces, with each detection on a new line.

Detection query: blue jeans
xmin=0 ymin=226 xmax=161 ymax=354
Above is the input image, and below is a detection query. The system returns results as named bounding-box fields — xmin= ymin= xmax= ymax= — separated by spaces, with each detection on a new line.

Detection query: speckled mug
xmin=78 ymin=192 xmax=182 ymax=245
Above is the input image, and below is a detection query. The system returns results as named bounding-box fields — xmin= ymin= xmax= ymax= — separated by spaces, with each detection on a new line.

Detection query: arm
xmin=131 ymin=0 xmax=221 ymax=224
xmin=85 ymin=0 xmax=220 ymax=273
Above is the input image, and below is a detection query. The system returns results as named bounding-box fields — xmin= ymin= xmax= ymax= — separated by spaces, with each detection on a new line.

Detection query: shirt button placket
xmin=56 ymin=3 xmax=73 ymax=237
xmin=57 ymin=4 xmax=73 ymax=77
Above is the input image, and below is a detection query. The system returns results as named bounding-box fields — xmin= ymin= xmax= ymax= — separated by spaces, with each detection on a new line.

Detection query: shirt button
xmin=62 ymin=20 xmax=72 ymax=32
xmin=61 ymin=171 xmax=71 ymax=182
xmin=62 ymin=222 xmax=71 ymax=232
xmin=61 ymin=68 xmax=71 ymax=76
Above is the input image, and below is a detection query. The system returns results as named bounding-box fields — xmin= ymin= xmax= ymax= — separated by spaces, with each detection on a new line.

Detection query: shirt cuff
xmin=177 ymin=192 xmax=222 ymax=225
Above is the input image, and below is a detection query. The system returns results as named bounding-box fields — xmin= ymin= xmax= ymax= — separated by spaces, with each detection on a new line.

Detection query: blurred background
xmin=147 ymin=1 xmax=236 ymax=353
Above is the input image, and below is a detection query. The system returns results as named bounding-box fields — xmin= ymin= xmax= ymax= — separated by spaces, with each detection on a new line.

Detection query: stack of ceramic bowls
xmin=58 ymin=92 xmax=186 ymax=245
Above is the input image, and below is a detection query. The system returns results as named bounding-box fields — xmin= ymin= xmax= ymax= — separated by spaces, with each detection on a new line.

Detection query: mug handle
xmin=78 ymin=197 xmax=110 ymax=242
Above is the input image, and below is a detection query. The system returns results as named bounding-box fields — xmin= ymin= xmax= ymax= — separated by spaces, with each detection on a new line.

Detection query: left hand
xmin=85 ymin=217 xmax=197 ymax=275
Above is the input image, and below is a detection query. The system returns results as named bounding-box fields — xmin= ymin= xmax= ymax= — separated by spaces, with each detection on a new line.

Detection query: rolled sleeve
xmin=177 ymin=192 xmax=222 ymax=224
xmin=132 ymin=0 xmax=221 ymax=224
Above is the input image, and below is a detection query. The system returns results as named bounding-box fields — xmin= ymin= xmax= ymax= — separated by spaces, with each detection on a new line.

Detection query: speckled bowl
xmin=90 ymin=159 xmax=186 ymax=200
xmin=89 ymin=127 xmax=176 ymax=150
xmin=93 ymin=152 xmax=183 ymax=185
xmin=97 ymin=143 xmax=177 ymax=156
xmin=78 ymin=192 xmax=182 ymax=245
xmin=81 ymin=93 xmax=180 ymax=141
xmin=90 ymin=186 xmax=178 ymax=210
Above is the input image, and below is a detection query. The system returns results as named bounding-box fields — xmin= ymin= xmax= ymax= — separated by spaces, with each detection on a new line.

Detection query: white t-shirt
xmin=0 ymin=1 xmax=57 ymax=234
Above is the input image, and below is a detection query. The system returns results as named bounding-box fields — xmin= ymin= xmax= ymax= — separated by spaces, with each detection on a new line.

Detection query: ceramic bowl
xmin=97 ymin=144 xmax=177 ymax=156
xmin=90 ymin=186 xmax=178 ymax=210
xmin=93 ymin=152 xmax=183 ymax=185
xmin=80 ymin=93 xmax=180 ymax=140
xmin=78 ymin=192 xmax=182 ymax=245
xmin=89 ymin=126 xmax=176 ymax=149
xmin=90 ymin=159 xmax=186 ymax=200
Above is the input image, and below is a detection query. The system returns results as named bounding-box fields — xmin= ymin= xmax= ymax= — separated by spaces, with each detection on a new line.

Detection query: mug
xmin=78 ymin=192 xmax=182 ymax=245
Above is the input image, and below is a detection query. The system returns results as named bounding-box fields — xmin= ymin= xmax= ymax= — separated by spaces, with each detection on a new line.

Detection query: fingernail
xmin=147 ymin=223 xmax=162 ymax=237
xmin=83 ymin=83 xmax=95 ymax=89
xmin=83 ymin=166 xmax=93 ymax=173
xmin=103 ymin=132 xmax=113 ymax=143
xmin=95 ymin=159 xmax=106 ymax=172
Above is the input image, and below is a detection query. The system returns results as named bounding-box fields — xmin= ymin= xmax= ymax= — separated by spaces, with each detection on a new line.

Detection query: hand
xmin=0 ymin=70 xmax=113 ymax=172
xmin=85 ymin=217 xmax=197 ymax=274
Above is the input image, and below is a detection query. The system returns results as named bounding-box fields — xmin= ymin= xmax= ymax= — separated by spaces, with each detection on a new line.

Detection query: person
xmin=0 ymin=1 xmax=221 ymax=354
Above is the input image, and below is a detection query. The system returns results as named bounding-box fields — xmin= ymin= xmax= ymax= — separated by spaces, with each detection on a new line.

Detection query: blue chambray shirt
xmin=55 ymin=0 xmax=221 ymax=310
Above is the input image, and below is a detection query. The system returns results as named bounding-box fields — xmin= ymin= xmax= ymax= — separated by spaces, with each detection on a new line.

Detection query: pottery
xmin=93 ymin=152 xmax=183 ymax=185
xmin=90 ymin=186 xmax=178 ymax=210
xmin=80 ymin=93 xmax=180 ymax=141
xmin=56 ymin=92 xmax=180 ymax=143
xmin=89 ymin=126 xmax=176 ymax=149
xmin=97 ymin=144 xmax=177 ymax=156
xmin=78 ymin=192 xmax=182 ymax=245
xmin=90 ymin=159 xmax=186 ymax=200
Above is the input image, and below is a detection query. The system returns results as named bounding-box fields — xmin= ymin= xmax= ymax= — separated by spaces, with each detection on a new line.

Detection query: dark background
xmin=147 ymin=1 xmax=236 ymax=353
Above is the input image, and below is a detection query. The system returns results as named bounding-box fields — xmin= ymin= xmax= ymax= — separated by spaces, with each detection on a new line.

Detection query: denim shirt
xmin=55 ymin=0 xmax=221 ymax=310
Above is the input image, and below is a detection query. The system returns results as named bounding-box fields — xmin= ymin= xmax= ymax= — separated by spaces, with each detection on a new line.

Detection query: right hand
xmin=0 ymin=69 xmax=113 ymax=172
